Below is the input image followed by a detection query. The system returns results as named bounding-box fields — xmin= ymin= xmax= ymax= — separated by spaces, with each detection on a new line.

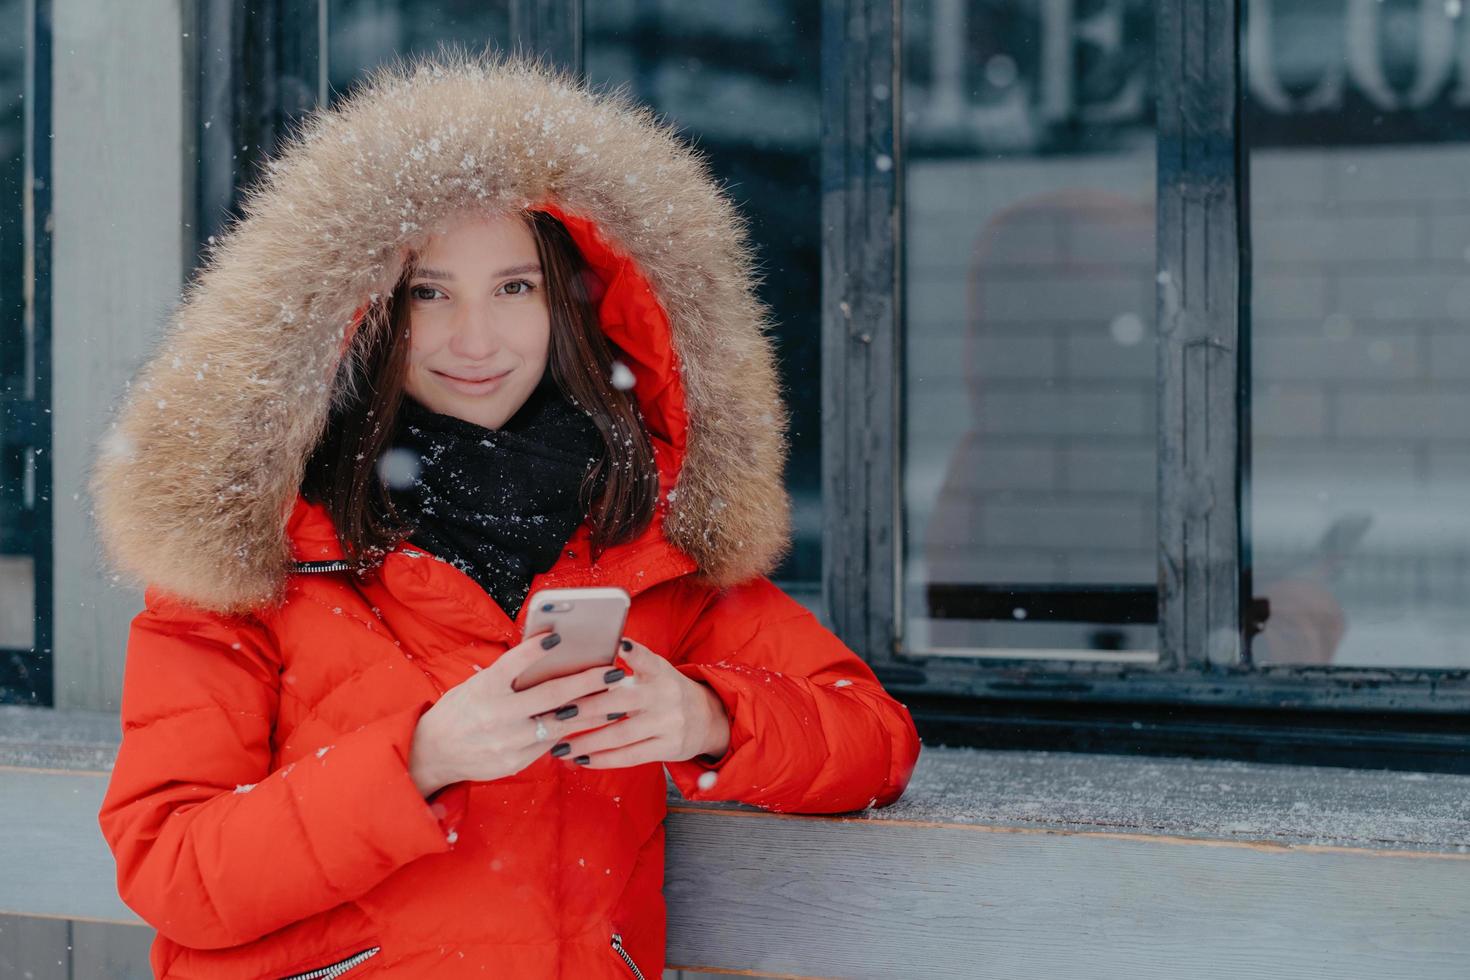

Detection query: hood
xmin=89 ymin=52 xmax=791 ymax=614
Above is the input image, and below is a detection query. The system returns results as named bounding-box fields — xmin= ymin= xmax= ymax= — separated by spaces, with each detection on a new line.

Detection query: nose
xmin=446 ymin=303 xmax=504 ymax=360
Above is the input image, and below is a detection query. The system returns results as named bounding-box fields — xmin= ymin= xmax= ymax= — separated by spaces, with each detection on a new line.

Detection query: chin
xmin=408 ymin=368 xmax=532 ymax=429
xmin=437 ymin=387 xmax=536 ymax=430
xmin=443 ymin=397 xmax=513 ymax=430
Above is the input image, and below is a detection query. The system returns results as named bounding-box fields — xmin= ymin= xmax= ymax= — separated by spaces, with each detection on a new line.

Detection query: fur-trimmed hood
xmin=90 ymin=52 xmax=791 ymax=614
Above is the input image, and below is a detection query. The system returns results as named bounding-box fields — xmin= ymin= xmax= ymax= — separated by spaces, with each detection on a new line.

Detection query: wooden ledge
xmin=679 ymin=743 xmax=1470 ymax=854
xmin=4 ymin=707 xmax=1469 ymax=978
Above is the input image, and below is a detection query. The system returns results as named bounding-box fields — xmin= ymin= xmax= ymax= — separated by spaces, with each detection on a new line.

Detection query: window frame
xmin=0 ymin=0 xmax=54 ymax=706
xmin=193 ymin=0 xmax=580 ymax=260
xmin=820 ymin=0 xmax=1470 ymax=762
xmin=193 ymin=0 xmax=325 ymax=258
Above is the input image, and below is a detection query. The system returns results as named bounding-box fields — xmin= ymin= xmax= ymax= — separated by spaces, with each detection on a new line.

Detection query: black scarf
xmin=384 ymin=377 xmax=605 ymax=619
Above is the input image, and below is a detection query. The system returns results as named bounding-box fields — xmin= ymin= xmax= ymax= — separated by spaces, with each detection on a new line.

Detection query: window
xmin=584 ymin=0 xmax=824 ymax=586
xmin=327 ymin=0 xmax=512 ymax=100
xmin=829 ymin=0 xmax=1469 ymax=767
xmin=902 ymin=0 xmax=1159 ymax=661
xmin=1246 ymin=0 xmax=1470 ymax=671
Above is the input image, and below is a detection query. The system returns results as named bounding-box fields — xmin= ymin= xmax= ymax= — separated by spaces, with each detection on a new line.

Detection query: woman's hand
xmin=407 ymin=628 xmax=638 ymax=797
xmin=547 ymin=638 xmax=732 ymax=770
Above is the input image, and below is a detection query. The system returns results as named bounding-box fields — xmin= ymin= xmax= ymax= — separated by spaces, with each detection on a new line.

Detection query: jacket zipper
xmin=292 ymin=550 xmax=430 ymax=575
xmin=610 ymin=932 xmax=647 ymax=980
xmin=278 ymin=946 xmax=381 ymax=980
xmin=292 ymin=560 xmax=355 ymax=574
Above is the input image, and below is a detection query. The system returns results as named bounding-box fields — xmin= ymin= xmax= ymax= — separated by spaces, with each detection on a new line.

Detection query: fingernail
xmin=550 ymin=742 xmax=571 ymax=757
xmin=574 ymin=755 xmax=590 ymax=765
xmin=607 ymin=711 xmax=627 ymax=721
xmin=554 ymin=704 xmax=578 ymax=720
xmin=540 ymin=633 xmax=561 ymax=650
xmin=620 ymin=638 xmax=633 ymax=651
xmin=603 ymin=668 xmax=625 ymax=684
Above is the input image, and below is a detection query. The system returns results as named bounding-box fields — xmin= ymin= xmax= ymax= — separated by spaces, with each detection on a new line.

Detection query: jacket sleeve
xmin=663 ymin=576 xmax=921 ymax=814
xmin=97 ymin=588 xmax=470 ymax=950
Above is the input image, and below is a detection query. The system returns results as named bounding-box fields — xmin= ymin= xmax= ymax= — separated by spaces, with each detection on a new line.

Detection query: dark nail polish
xmin=540 ymin=633 xmax=561 ymax=649
xmin=574 ymin=755 xmax=590 ymax=765
xmin=554 ymin=704 xmax=578 ymax=720
xmin=607 ymin=711 xmax=627 ymax=721
xmin=620 ymin=639 xmax=633 ymax=651
xmin=550 ymin=742 xmax=571 ymax=757
xmin=603 ymin=668 xmax=625 ymax=684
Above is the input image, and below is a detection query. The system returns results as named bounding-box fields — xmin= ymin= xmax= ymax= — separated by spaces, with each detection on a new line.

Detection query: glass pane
xmin=0 ymin=0 xmax=36 ymax=679
xmin=901 ymin=0 xmax=1158 ymax=659
xmin=1246 ymin=0 xmax=1470 ymax=669
xmin=327 ymin=0 xmax=511 ymax=101
xmin=585 ymin=0 xmax=822 ymax=585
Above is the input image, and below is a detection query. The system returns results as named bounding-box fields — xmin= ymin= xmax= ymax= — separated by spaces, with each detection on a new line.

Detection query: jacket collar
xmin=286 ymin=435 xmax=699 ymax=636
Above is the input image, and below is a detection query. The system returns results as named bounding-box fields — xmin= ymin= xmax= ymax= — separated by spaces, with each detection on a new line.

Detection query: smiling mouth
xmin=432 ymin=368 xmax=512 ymax=393
xmin=434 ymin=369 xmax=510 ymax=384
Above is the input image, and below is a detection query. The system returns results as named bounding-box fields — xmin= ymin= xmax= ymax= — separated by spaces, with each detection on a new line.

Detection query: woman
xmin=91 ymin=54 xmax=920 ymax=979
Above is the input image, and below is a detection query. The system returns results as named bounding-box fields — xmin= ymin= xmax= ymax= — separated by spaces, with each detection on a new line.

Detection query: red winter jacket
xmin=92 ymin=55 xmax=921 ymax=979
xmin=99 ymin=495 xmax=919 ymax=978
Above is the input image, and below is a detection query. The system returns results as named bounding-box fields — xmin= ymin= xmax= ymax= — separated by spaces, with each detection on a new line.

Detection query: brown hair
xmin=301 ymin=210 xmax=659 ymax=568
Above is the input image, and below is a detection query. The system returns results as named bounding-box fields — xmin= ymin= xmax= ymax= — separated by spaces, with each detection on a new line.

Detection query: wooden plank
xmin=664 ymin=807 xmax=1470 ymax=980
xmin=820 ymin=0 xmax=899 ymax=667
xmin=0 ymin=770 xmax=133 ymax=923
xmin=1156 ymin=0 xmax=1243 ymax=670
xmin=7 ymin=748 xmax=1468 ymax=977
xmin=72 ymin=919 xmax=155 ymax=979
xmin=0 ymin=914 xmax=69 ymax=980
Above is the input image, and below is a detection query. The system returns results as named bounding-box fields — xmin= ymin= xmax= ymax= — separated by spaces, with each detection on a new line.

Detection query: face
xmin=402 ymin=212 xmax=551 ymax=430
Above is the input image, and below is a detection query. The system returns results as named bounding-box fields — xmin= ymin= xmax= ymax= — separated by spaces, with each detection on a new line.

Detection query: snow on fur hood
xmin=89 ymin=52 xmax=791 ymax=614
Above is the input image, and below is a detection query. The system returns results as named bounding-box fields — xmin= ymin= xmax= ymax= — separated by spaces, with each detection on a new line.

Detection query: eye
xmin=409 ymin=285 xmax=444 ymax=302
xmin=499 ymin=279 xmax=536 ymax=296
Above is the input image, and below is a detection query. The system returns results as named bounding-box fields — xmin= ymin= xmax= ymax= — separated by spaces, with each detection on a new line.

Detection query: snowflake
xmin=609 ymin=360 xmax=636 ymax=391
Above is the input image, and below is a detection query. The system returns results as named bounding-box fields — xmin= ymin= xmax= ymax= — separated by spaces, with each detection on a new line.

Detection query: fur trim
xmin=89 ymin=51 xmax=791 ymax=613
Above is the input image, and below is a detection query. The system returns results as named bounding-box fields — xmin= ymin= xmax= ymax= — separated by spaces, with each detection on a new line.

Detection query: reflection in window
xmin=585 ymin=0 xmax=823 ymax=584
xmin=901 ymin=0 xmax=1157 ymax=659
xmin=327 ymin=0 xmax=511 ymax=102
xmin=0 ymin=0 xmax=35 ymax=666
xmin=1246 ymin=0 xmax=1470 ymax=668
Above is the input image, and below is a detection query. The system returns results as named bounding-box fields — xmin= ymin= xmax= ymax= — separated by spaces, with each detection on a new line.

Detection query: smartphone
xmin=511 ymin=586 xmax=631 ymax=692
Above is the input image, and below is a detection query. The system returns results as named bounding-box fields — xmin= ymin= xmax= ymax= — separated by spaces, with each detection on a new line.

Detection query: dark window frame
xmin=193 ymin=0 xmax=326 ymax=258
xmin=194 ymin=0 xmax=581 ymax=258
xmin=1 ymin=0 xmax=53 ymax=706
xmin=821 ymin=0 xmax=1470 ymax=771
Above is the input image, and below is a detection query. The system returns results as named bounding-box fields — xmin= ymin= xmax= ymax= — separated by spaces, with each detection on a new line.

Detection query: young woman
xmin=92 ymin=54 xmax=920 ymax=979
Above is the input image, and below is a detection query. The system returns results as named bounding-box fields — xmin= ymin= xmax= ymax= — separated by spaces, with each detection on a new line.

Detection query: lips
xmin=432 ymin=368 xmax=511 ymax=394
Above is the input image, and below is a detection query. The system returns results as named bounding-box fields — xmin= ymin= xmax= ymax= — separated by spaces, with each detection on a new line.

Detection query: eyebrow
xmin=411 ymin=263 xmax=543 ymax=281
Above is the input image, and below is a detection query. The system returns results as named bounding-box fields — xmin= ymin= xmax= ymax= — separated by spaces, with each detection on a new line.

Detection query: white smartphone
xmin=511 ymin=586 xmax=632 ymax=692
